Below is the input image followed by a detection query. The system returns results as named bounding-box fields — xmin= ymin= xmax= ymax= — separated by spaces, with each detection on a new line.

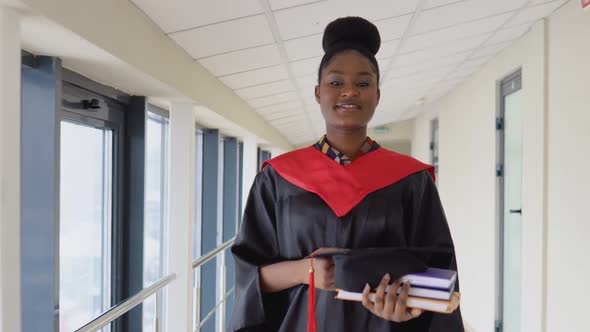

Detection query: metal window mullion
xmin=158 ymin=116 xmax=169 ymax=332
xmin=102 ymin=129 xmax=114 ymax=331
xmin=193 ymin=130 xmax=204 ymax=330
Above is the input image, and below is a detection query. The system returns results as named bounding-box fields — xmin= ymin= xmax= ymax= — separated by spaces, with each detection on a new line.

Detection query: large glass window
xmin=143 ymin=110 xmax=170 ymax=331
xmin=59 ymin=120 xmax=113 ymax=332
xmin=430 ymin=118 xmax=439 ymax=181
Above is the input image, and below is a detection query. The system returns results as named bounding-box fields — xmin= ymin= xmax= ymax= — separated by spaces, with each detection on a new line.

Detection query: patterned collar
xmin=312 ymin=135 xmax=380 ymax=165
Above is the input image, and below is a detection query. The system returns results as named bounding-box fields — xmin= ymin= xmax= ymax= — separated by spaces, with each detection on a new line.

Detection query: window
xmin=430 ymin=118 xmax=439 ymax=181
xmin=257 ymin=148 xmax=271 ymax=171
xmin=59 ymin=80 xmax=125 ymax=332
xmin=59 ymin=120 xmax=113 ymax=332
xmin=142 ymin=109 xmax=169 ymax=331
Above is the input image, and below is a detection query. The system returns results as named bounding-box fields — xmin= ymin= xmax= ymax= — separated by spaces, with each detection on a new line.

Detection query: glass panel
xmin=59 ymin=120 xmax=112 ymax=332
xmin=431 ymin=119 xmax=439 ymax=181
xmin=502 ymin=89 xmax=523 ymax=332
xmin=200 ymin=258 xmax=217 ymax=332
xmin=143 ymin=112 xmax=169 ymax=331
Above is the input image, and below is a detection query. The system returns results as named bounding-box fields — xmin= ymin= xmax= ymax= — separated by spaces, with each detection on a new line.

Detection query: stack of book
xmin=335 ymin=268 xmax=460 ymax=314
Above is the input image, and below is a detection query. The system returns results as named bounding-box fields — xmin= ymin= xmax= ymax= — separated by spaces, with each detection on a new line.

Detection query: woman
xmin=230 ymin=17 xmax=464 ymax=332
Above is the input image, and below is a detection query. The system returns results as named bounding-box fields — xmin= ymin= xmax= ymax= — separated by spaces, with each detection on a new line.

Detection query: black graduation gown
xmin=230 ymin=151 xmax=464 ymax=332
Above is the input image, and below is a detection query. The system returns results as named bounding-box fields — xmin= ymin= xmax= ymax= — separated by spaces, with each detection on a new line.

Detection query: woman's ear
xmin=315 ymin=85 xmax=320 ymax=104
xmin=377 ymin=87 xmax=381 ymax=104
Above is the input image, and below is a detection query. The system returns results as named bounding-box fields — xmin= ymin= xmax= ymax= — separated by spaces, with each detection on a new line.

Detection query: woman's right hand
xmin=304 ymin=247 xmax=348 ymax=291
xmin=305 ymin=256 xmax=335 ymax=291
xmin=260 ymin=247 xmax=344 ymax=293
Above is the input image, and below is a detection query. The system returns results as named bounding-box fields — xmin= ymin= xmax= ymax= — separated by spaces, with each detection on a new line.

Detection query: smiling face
xmin=315 ymin=50 xmax=380 ymax=134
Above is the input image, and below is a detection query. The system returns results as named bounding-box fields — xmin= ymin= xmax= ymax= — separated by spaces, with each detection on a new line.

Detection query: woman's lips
xmin=335 ymin=103 xmax=361 ymax=112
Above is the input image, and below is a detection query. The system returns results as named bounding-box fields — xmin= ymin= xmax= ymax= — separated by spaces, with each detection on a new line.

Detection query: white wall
xmin=545 ymin=2 xmax=590 ymax=331
xmin=0 ymin=6 xmax=21 ymax=332
xmin=412 ymin=1 xmax=590 ymax=331
xmin=380 ymin=140 xmax=412 ymax=155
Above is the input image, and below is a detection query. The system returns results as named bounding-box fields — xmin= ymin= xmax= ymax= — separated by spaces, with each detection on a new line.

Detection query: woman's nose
xmin=340 ymin=84 xmax=359 ymax=98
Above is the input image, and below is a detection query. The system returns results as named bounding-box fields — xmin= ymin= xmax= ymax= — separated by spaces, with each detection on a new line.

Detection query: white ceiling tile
xmin=462 ymin=55 xmax=494 ymax=69
xmin=399 ymin=33 xmax=491 ymax=59
xmin=426 ymin=81 xmax=458 ymax=96
xmin=198 ymin=44 xmax=282 ymax=76
xmin=284 ymin=34 xmax=323 ymax=61
xmin=445 ymin=64 xmax=482 ymax=81
xmin=274 ymin=0 xmax=420 ymax=41
xmin=290 ymin=56 xmax=322 ymax=77
xmin=507 ymin=0 xmax=568 ymax=27
xmin=378 ymin=57 xmax=391 ymax=70
xmin=303 ymin=93 xmax=319 ymax=106
xmin=401 ymin=13 xmax=511 ymax=53
xmin=389 ymin=64 xmax=456 ymax=79
xmin=263 ymin=109 xmax=306 ymax=121
xmin=269 ymin=0 xmax=322 ymax=11
xmin=307 ymin=108 xmax=323 ymax=120
xmin=248 ymin=91 xmax=299 ymax=108
xmin=374 ymin=14 xmax=413 ymax=43
xmin=423 ymin=0 xmax=467 ymax=10
xmin=439 ymin=76 xmax=469 ymax=88
xmin=295 ymin=74 xmax=317 ymax=91
xmin=529 ymin=0 xmax=567 ymax=5
xmin=274 ymin=121 xmax=309 ymax=130
xmin=378 ymin=39 xmax=401 ymax=58
xmin=273 ymin=1 xmax=341 ymax=40
xmin=312 ymin=125 xmax=326 ymax=136
xmin=270 ymin=114 xmax=308 ymax=126
xmin=257 ymin=101 xmax=304 ymax=114
xmin=336 ymin=0 xmax=420 ymax=22
xmin=470 ymin=40 xmax=511 ymax=59
xmin=371 ymin=109 xmax=400 ymax=126
xmin=235 ymin=80 xmax=296 ymax=100
xmin=170 ymin=15 xmax=274 ymax=59
xmin=300 ymin=89 xmax=317 ymax=103
xmin=219 ymin=65 xmax=289 ymax=89
xmin=382 ymin=68 xmax=448 ymax=89
xmin=274 ymin=123 xmax=312 ymax=134
xmin=130 ymin=0 xmax=264 ymax=33
xmin=486 ymin=24 xmax=532 ymax=45
xmin=412 ymin=0 xmax=528 ymax=35
xmin=388 ymin=51 xmax=469 ymax=78
xmin=392 ymin=47 xmax=471 ymax=68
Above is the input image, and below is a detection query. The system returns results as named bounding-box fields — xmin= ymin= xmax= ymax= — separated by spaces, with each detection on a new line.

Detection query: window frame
xmin=60 ymin=75 xmax=127 ymax=330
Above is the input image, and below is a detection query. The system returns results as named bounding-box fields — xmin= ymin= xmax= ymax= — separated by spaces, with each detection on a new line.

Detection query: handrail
xmin=75 ymin=274 xmax=176 ymax=332
xmin=197 ymin=287 xmax=235 ymax=330
xmin=192 ymin=237 xmax=235 ymax=269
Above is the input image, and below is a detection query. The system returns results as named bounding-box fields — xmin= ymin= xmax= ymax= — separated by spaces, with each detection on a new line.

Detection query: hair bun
xmin=322 ymin=17 xmax=381 ymax=55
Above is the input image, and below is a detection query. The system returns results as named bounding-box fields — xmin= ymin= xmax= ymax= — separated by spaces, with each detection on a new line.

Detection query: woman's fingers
xmin=382 ymin=279 xmax=399 ymax=318
xmin=373 ymin=273 xmax=390 ymax=314
xmin=361 ymin=283 xmax=373 ymax=311
xmin=409 ymin=308 xmax=424 ymax=319
xmin=392 ymin=282 xmax=410 ymax=322
xmin=361 ymin=277 xmax=424 ymax=323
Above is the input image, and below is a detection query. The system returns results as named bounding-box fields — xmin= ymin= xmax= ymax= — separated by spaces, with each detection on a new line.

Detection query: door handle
xmin=509 ymin=209 xmax=522 ymax=214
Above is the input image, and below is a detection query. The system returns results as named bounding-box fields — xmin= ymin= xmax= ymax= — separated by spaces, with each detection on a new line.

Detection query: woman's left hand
xmin=361 ymin=273 xmax=424 ymax=323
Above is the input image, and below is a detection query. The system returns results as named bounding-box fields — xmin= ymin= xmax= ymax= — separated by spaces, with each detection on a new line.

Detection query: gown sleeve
xmin=407 ymin=170 xmax=465 ymax=332
xmin=229 ymin=167 xmax=284 ymax=332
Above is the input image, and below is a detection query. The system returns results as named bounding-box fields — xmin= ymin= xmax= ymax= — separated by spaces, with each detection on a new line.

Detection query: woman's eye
xmin=357 ymin=82 xmax=370 ymax=87
xmin=329 ymin=81 xmax=343 ymax=86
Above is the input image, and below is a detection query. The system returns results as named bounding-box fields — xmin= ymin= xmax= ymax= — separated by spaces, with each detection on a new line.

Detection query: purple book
xmin=400 ymin=268 xmax=457 ymax=290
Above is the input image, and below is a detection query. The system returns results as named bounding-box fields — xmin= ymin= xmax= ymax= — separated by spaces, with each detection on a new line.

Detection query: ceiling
xmin=129 ymin=0 xmax=569 ymax=145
